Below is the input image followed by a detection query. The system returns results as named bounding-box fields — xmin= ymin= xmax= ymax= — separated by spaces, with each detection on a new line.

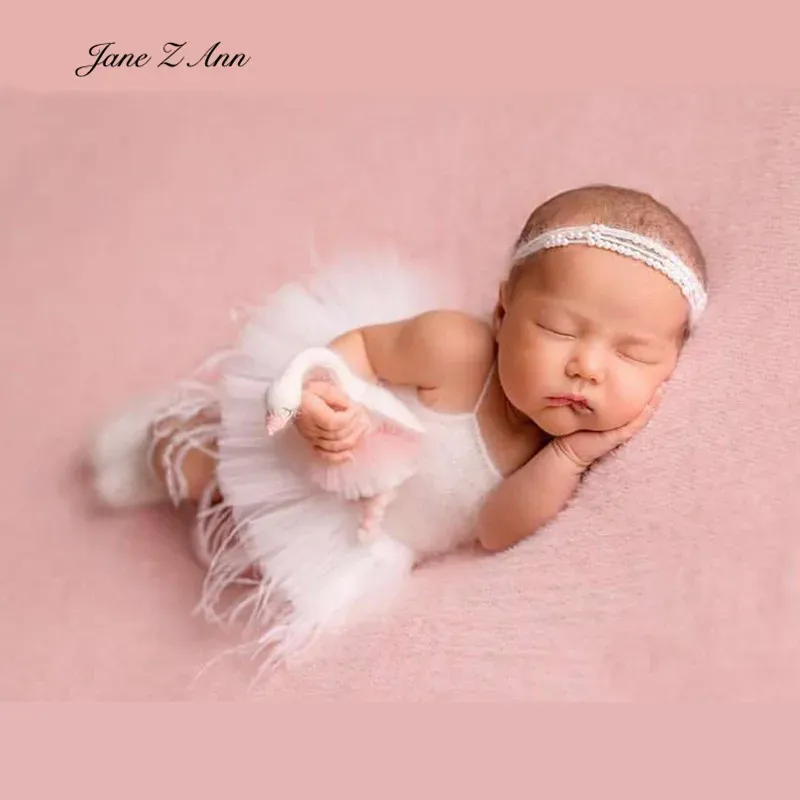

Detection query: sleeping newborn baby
xmin=91 ymin=183 xmax=709 ymax=664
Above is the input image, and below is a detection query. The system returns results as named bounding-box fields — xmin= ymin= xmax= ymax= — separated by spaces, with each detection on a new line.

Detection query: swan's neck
xmin=286 ymin=347 xmax=354 ymax=390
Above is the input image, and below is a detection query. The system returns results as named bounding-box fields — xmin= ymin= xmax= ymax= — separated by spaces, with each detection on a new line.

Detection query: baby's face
xmin=495 ymin=246 xmax=689 ymax=436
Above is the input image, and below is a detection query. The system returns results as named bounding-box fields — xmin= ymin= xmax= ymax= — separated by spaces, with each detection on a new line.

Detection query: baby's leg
xmin=148 ymin=408 xmax=241 ymax=570
xmin=92 ymin=394 xmax=233 ymax=570
xmin=149 ymin=408 xmax=222 ymax=506
xmin=92 ymin=396 xmax=221 ymax=509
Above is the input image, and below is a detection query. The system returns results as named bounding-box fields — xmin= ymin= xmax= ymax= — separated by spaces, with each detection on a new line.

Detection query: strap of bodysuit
xmin=472 ymin=361 xmax=495 ymax=414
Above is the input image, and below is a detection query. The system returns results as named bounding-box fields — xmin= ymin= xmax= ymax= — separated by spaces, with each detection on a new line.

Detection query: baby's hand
xmin=551 ymin=386 xmax=663 ymax=470
xmin=294 ymin=380 xmax=371 ymax=464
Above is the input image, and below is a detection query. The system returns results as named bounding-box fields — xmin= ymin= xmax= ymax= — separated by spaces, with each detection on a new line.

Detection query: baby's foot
xmin=356 ymin=489 xmax=396 ymax=544
xmin=90 ymin=395 xmax=170 ymax=508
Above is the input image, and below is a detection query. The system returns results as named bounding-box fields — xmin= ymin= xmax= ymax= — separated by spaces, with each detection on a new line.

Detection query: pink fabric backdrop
xmin=2 ymin=90 xmax=798 ymax=700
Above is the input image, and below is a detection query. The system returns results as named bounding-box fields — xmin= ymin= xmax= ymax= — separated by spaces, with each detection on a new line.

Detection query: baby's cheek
xmin=604 ymin=376 xmax=652 ymax=426
xmin=500 ymin=344 xmax=542 ymax=398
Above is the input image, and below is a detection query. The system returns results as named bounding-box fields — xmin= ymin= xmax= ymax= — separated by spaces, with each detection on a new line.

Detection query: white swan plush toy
xmin=264 ymin=346 xmax=425 ymax=542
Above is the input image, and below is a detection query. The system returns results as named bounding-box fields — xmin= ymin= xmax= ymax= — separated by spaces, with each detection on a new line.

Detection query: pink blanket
xmin=2 ymin=90 xmax=798 ymax=700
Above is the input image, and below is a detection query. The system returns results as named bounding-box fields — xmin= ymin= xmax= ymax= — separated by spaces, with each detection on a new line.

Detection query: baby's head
xmin=494 ymin=184 xmax=708 ymax=437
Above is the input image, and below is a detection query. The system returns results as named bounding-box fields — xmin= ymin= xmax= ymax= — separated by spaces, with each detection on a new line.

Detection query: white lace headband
xmin=511 ymin=223 xmax=708 ymax=326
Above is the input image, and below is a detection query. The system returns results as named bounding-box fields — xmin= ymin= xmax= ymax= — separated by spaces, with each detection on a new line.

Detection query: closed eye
xmin=617 ymin=350 xmax=659 ymax=365
xmin=536 ymin=323 xmax=574 ymax=339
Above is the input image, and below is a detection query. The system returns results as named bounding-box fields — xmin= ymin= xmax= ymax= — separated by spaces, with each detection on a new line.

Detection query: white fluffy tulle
xmin=180 ymin=252 xmax=468 ymax=668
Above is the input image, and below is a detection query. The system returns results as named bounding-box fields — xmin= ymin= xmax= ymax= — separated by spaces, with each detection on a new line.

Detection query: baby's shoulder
xmin=413 ymin=309 xmax=495 ymax=366
xmin=412 ymin=310 xmax=496 ymax=410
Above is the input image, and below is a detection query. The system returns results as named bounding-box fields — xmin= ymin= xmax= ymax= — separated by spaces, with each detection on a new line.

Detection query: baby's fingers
xmin=300 ymin=391 xmax=358 ymax=433
xmin=637 ymin=385 xmax=664 ymax=425
xmin=314 ymin=447 xmax=355 ymax=464
xmin=314 ymin=421 xmax=369 ymax=453
xmin=314 ymin=408 xmax=369 ymax=442
xmin=306 ymin=381 xmax=352 ymax=412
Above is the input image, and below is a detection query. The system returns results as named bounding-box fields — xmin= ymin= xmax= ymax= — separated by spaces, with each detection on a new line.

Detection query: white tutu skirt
xmin=158 ymin=253 xmax=468 ymax=666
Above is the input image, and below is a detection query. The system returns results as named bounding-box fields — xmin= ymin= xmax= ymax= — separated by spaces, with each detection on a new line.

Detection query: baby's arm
xmin=476 ymin=388 xmax=663 ymax=552
xmin=295 ymin=311 xmax=491 ymax=458
xmin=476 ymin=443 xmax=586 ymax=553
xmin=328 ymin=310 xmax=488 ymax=388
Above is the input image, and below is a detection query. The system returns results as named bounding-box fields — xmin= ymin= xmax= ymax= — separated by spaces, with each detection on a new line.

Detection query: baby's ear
xmin=492 ymin=281 xmax=508 ymax=338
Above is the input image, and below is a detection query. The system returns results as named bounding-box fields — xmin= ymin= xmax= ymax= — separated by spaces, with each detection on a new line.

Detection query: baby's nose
xmin=566 ymin=344 xmax=605 ymax=384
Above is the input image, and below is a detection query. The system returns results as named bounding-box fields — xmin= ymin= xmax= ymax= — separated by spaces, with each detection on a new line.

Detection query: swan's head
xmin=265 ymin=409 xmax=295 ymax=435
xmin=264 ymin=381 xmax=303 ymax=435
xmin=264 ymin=347 xmax=348 ymax=436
